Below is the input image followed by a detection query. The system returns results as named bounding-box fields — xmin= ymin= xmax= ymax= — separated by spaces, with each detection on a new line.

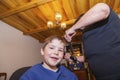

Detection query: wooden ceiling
xmin=0 ymin=0 xmax=120 ymax=43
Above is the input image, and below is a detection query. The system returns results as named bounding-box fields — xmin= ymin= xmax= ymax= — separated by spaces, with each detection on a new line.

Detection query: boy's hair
xmin=42 ymin=35 xmax=66 ymax=49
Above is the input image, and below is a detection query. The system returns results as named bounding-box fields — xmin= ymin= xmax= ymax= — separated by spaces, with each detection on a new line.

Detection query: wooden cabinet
xmin=71 ymin=68 xmax=96 ymax=80
xmin=72 ymin=69 xmax=88 ymax=80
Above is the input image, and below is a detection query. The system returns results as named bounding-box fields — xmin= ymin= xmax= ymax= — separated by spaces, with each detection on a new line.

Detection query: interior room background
xmin=0 ymin=14 xmax=120 ymax=80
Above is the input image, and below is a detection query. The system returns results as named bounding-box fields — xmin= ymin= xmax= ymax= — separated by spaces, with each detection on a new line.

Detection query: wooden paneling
xmin=0 ymin=0 xmax=120 ymax=42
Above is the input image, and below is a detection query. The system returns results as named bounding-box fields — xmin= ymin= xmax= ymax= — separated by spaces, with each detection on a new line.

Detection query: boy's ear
xmin=41 ymin=48 xmax=44 ymax=55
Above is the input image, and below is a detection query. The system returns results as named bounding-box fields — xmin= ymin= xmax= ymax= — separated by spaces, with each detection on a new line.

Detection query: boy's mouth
xmin=51 ymin=57 xmax=59 ymax=61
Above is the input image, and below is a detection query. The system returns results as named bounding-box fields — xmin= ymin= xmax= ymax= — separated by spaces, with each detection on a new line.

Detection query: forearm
xmin=72 ymin=3 xmax=110 ymax=31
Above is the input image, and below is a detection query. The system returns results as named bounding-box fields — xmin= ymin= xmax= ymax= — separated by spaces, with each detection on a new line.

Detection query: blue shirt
xmin=20 ymin=63 xmax=78 ymax=80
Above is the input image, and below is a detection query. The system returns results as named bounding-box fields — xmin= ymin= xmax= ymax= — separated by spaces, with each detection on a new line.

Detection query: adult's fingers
xmin=64 ymin=34 xmax=71 ymax=42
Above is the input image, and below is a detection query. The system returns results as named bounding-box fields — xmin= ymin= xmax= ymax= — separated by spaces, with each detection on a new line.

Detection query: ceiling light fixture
xmin=47 ymin=12 xmax=66 ymax=29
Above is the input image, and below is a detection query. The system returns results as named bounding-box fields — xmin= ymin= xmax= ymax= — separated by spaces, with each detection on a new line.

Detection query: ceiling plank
xmin=75 ymin=0 xmax=89 ymax=15
xmin=24 ymin=26 xmax=49 ymax=35
xmin=32 ymin=7 xmax=47 ymax=23
xmin=25 ymin=9 xmax=46 ymax=27
xmin=2 ymin=16 xmax=27 ymax=32
xmin=113 ymin=0 xmax=120 ymax=12
xmin=0 ymin=0 xmax=16 ymax=9
xmin=62 ymin=0 xmax=74 ymax=19
xmin=17 ymin=12 xmax=40 ymax=28
xmin=0 ymin=0 xmax=54 ymax=19
xmin=38 ymin=3 xmax=55 ymax=21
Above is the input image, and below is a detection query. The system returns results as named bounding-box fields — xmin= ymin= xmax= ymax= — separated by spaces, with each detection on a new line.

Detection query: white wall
xmin=118 ymin=14 xmax=120 ymax=18
xmin=0 ymin=21 xmax=43 ymax=80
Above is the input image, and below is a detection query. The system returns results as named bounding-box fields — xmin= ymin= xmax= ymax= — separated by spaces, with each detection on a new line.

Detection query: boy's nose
xmin=54 ymin=50 xmax=59 ymax=55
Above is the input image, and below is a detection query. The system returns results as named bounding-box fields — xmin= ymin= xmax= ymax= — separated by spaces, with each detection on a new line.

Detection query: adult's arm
xmin=64 ymin=3 xmax=110 ymax=42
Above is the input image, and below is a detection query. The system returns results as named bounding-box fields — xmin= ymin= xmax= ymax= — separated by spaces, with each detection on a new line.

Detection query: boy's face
xmin=41 ymin=39 xmax=65 ymax=68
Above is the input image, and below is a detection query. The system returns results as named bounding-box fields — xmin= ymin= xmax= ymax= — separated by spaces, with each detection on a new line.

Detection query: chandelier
xmin=47 ymin=12 xmax=66 ymax=29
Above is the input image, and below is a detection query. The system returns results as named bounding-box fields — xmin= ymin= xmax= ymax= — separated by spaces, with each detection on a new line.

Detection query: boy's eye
xmin=49 ymin=47 xmax=54 ymax=49
xmin=59 ymin=49 xmax=64 ymax=52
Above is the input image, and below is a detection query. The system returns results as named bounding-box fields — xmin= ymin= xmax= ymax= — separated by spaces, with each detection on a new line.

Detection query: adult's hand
xmin=64 ymin=27 xmax=76 ymax=42
xmin=64 ymin=53 xmax=72 ymax=62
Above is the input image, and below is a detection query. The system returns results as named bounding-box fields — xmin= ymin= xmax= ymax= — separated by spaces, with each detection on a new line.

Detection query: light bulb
xmin=47 ymin=21 xmax=53 ymax=28
xmin=55 ymin=12 xmax=62 ymax=21
xmin=61 ymin=22 xmax=66 ymax=29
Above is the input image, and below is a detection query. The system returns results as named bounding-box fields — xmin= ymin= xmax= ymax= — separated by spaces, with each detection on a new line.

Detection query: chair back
xmin=9 ymin=66 xmax=31 ymax=80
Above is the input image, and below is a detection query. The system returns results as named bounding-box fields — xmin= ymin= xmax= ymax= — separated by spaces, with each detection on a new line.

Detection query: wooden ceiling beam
xmin=24 ymin=26 xmax=49 ymax=35
xmin=24 ymin=19 xmax=76 ymax=35
xmin=0 ymin=0 xmax=54 ymax=19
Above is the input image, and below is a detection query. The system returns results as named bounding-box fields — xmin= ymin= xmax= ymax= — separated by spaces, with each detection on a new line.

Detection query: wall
xmin=118 ymin=14 xmax=120 ymax=18
xmin=0 ymin=21 xmax=43 ymax=80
